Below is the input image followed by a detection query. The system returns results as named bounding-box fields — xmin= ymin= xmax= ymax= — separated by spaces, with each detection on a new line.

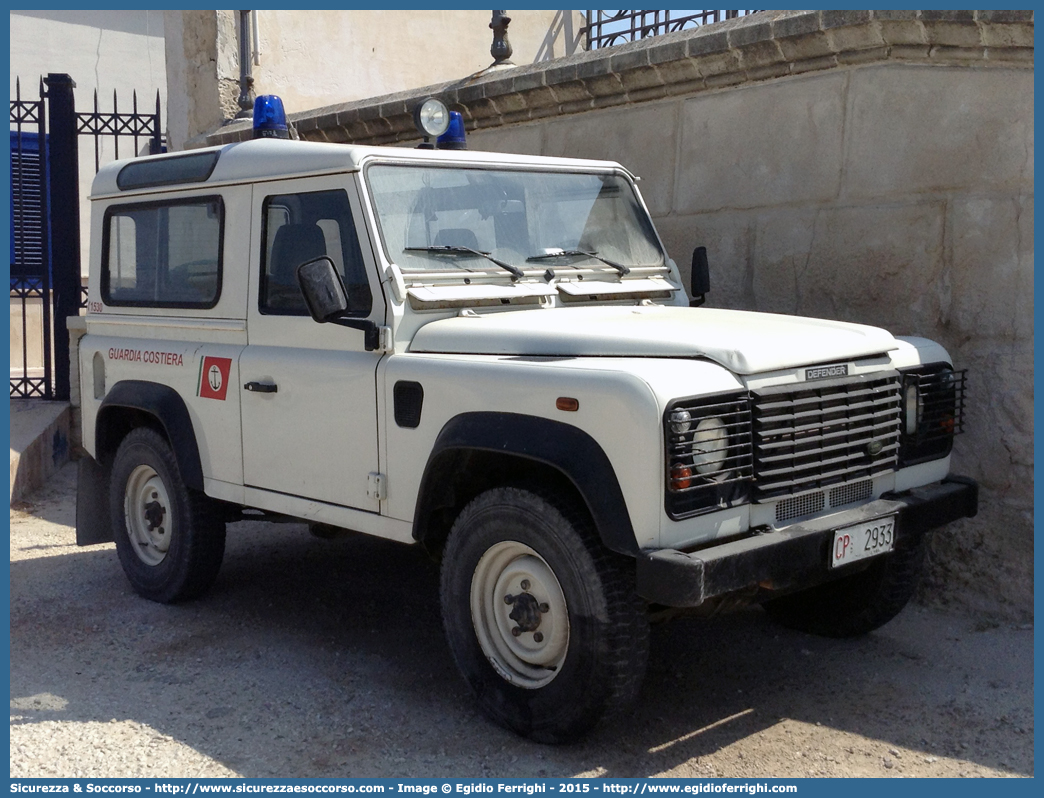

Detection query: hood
xmin=408 ymin=305 xmax=899 ymax=375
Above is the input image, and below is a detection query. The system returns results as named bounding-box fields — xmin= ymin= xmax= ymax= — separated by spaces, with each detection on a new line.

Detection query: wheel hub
xmin=123 ymin=464 xmax=173 ymax=567
xmin=505 ymin=589 xmax=549 ymax=634
xmin=470 ymin=541 xmax=569 ymax=689
xmin=144 ymin=499 xmax=165 ymax=531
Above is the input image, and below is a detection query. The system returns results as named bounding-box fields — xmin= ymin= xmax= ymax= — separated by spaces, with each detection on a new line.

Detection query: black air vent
xmin=394 ymin=381 xmax=424 ymax=428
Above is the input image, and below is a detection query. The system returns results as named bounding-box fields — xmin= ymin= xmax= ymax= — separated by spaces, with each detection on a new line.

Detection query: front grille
xmin=751 ymin=374 xmax=901 ymax=501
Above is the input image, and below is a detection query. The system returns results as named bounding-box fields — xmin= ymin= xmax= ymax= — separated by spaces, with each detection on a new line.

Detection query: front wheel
xmin=440 ymin=487 xmax=648 ymax=743
xmin=109 ymin=428 xmax=225 ymax=603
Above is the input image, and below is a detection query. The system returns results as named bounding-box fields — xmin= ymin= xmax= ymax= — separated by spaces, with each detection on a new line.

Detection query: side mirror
xmin=297 ymin=257 xmax=349 ymax=323
xmin=689 ymin=246 xmax=710 ymax=307
xmin=296 ymin=256 xmax=383 ymax=352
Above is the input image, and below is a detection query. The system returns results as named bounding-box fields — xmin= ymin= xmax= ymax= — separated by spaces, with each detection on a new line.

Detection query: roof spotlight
xmin=413 ymin=97 xmax=450 ymax=148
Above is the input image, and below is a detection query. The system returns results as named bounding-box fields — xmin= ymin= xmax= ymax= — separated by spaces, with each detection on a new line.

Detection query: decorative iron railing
xmin=10 ymin=77 xmax=53 ymax=399
xmin=581 ymin=10 xmax=760 ymax=50
xmin=77 ymin=88 xmax=164 ymax=171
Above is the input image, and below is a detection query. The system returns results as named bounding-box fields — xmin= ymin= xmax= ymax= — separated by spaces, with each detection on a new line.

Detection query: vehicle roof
xmin=90 ymin=138 xmax=631 ymax=199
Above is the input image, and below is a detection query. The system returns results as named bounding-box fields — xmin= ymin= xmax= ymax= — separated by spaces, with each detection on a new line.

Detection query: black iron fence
xmin=9 ymin=73 xmax=162 ymax=400
xmin=79 ymin=88 xmax=163 ymax=172
xmin=10 ymin=78 xmax=53 ymax=399
xmin=581 ymin=10 xmax=760 ymax=49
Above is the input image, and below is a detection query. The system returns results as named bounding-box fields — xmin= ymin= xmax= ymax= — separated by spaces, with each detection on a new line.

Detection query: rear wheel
xmin=110 ymin=428 xmax=225 ymax=603
xmin=762 ymin=531 xmax=930 ymax=637
xmin=440 ymin=487 xmax=648 ymax=743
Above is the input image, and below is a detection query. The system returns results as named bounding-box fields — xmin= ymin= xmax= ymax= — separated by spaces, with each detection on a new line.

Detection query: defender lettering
xmin=805 ymin=364 xmax=849 ymax=380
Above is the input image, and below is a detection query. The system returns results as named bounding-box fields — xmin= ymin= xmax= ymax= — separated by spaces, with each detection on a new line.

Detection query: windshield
xmin=365 ymin=165 xmax=664 ymax=275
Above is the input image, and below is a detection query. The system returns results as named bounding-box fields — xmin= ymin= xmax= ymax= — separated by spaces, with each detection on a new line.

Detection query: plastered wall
xmin=166 ymin=10 xmax=582 ymax=151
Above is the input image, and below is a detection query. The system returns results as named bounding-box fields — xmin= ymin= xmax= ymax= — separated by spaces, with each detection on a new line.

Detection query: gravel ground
xmin=10 ymin=463 xmax=1034 ymax=779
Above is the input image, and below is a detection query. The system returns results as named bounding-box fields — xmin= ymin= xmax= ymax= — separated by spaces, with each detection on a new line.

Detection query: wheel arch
xmin=413 ymin=412 xmax=637 ymax=557
xmin=96 ymin=380 xmax=204 ymax=490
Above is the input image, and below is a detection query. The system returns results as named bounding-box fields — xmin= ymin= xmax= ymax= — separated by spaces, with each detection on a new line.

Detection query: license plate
xmin=830 ymin=516 xmax=896 ymax=568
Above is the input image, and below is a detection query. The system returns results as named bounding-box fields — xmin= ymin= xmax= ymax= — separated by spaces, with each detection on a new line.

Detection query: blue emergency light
xmin=253 ymin=95 xmax=290 ymax=139
xmin=437 ymin=111 xmax=467 ymax=150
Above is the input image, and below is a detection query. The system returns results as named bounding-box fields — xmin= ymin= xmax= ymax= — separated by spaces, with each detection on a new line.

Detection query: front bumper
xmin=636 ymin=475 xmax=978 ymax=608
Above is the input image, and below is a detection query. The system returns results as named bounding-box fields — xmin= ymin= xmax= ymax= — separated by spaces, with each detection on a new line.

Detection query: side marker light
xmin=671 ymin=464 xmax=693 ymax=490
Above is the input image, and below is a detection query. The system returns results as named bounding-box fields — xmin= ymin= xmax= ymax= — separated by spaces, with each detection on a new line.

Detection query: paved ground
xmin=10 ymin=463 xmax=1034 ymax=779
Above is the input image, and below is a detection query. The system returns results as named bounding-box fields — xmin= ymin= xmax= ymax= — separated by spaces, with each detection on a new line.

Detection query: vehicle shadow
xmin=10 ymin=519 xmax=1033 ymax=778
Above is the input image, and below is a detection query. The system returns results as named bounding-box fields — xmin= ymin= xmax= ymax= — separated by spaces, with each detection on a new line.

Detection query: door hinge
xmin=367 ymin=472 xmax=387 ymax=501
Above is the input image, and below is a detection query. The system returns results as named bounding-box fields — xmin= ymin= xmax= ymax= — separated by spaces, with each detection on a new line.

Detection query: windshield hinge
xmin=376 ymin=326 xmax=393 ymax=353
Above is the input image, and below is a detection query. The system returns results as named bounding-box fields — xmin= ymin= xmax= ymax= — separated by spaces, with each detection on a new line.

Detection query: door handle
xmin=244 ymin=381 xmax=278 ymax=393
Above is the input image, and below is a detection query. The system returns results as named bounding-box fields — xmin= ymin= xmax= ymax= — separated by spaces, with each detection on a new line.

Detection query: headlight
xmin=664 ymin=392 xmax=753 ymax=520
xmin=903 ymin=381 xmax=921 ymax=435
xmin=692 ymin=417 xmax=728 ymax=477
xmin=899 ymin=364 xmax=967 ymax=466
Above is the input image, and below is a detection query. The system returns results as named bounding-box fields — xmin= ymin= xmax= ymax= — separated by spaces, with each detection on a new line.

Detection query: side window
xmin=259 ymin=189 xmax=372 ymax=316
xmin=102 ymin=197 xmax=223 ymax=308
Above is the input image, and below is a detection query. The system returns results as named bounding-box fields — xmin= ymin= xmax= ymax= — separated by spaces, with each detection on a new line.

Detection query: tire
xmin=440 ymin=487 xmax=648 ymax=744
xmin=109 ymin=427 xmax=226 ymax=603
xmin=762 ymin=530 xmax=930 ymax=638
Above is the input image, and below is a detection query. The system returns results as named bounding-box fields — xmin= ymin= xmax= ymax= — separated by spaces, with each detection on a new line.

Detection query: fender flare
xmin=97 ymin=380 xmax=204 ymax=491
xmin=414 ymin=411 xmax=638 ymax=555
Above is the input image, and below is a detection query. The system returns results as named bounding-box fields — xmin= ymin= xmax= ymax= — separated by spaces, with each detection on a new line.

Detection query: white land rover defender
xmin=76 ymin=97 xmax=977 ymax=743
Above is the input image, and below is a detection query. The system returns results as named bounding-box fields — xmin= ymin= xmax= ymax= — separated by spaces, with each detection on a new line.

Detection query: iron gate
xmin=9 ymin=72 xmax=162 ymax=400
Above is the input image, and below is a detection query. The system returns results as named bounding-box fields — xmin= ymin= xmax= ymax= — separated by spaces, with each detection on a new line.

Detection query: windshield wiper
xmin=405 ymin=245 xmax=524 ymax=280
xmin=526 ymin=249 xmax=630 ymax=276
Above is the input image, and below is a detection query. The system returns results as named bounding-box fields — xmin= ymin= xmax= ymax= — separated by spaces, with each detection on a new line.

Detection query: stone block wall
xmin=208 ymin=11 xmax=1034 ymax=618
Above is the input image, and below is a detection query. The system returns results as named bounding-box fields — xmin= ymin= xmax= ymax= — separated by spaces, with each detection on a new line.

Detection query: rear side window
xmin=102 ymin=197 xmax=223 ymax=308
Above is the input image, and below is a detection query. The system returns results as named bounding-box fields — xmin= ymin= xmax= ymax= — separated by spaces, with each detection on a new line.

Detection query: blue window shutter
xmin=10 ymin=130 xmax=47 ymax=280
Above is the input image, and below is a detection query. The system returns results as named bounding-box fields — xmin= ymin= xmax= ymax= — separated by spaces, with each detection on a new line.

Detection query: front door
xmin=239 ymin=175 xmax=385 ymax=512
